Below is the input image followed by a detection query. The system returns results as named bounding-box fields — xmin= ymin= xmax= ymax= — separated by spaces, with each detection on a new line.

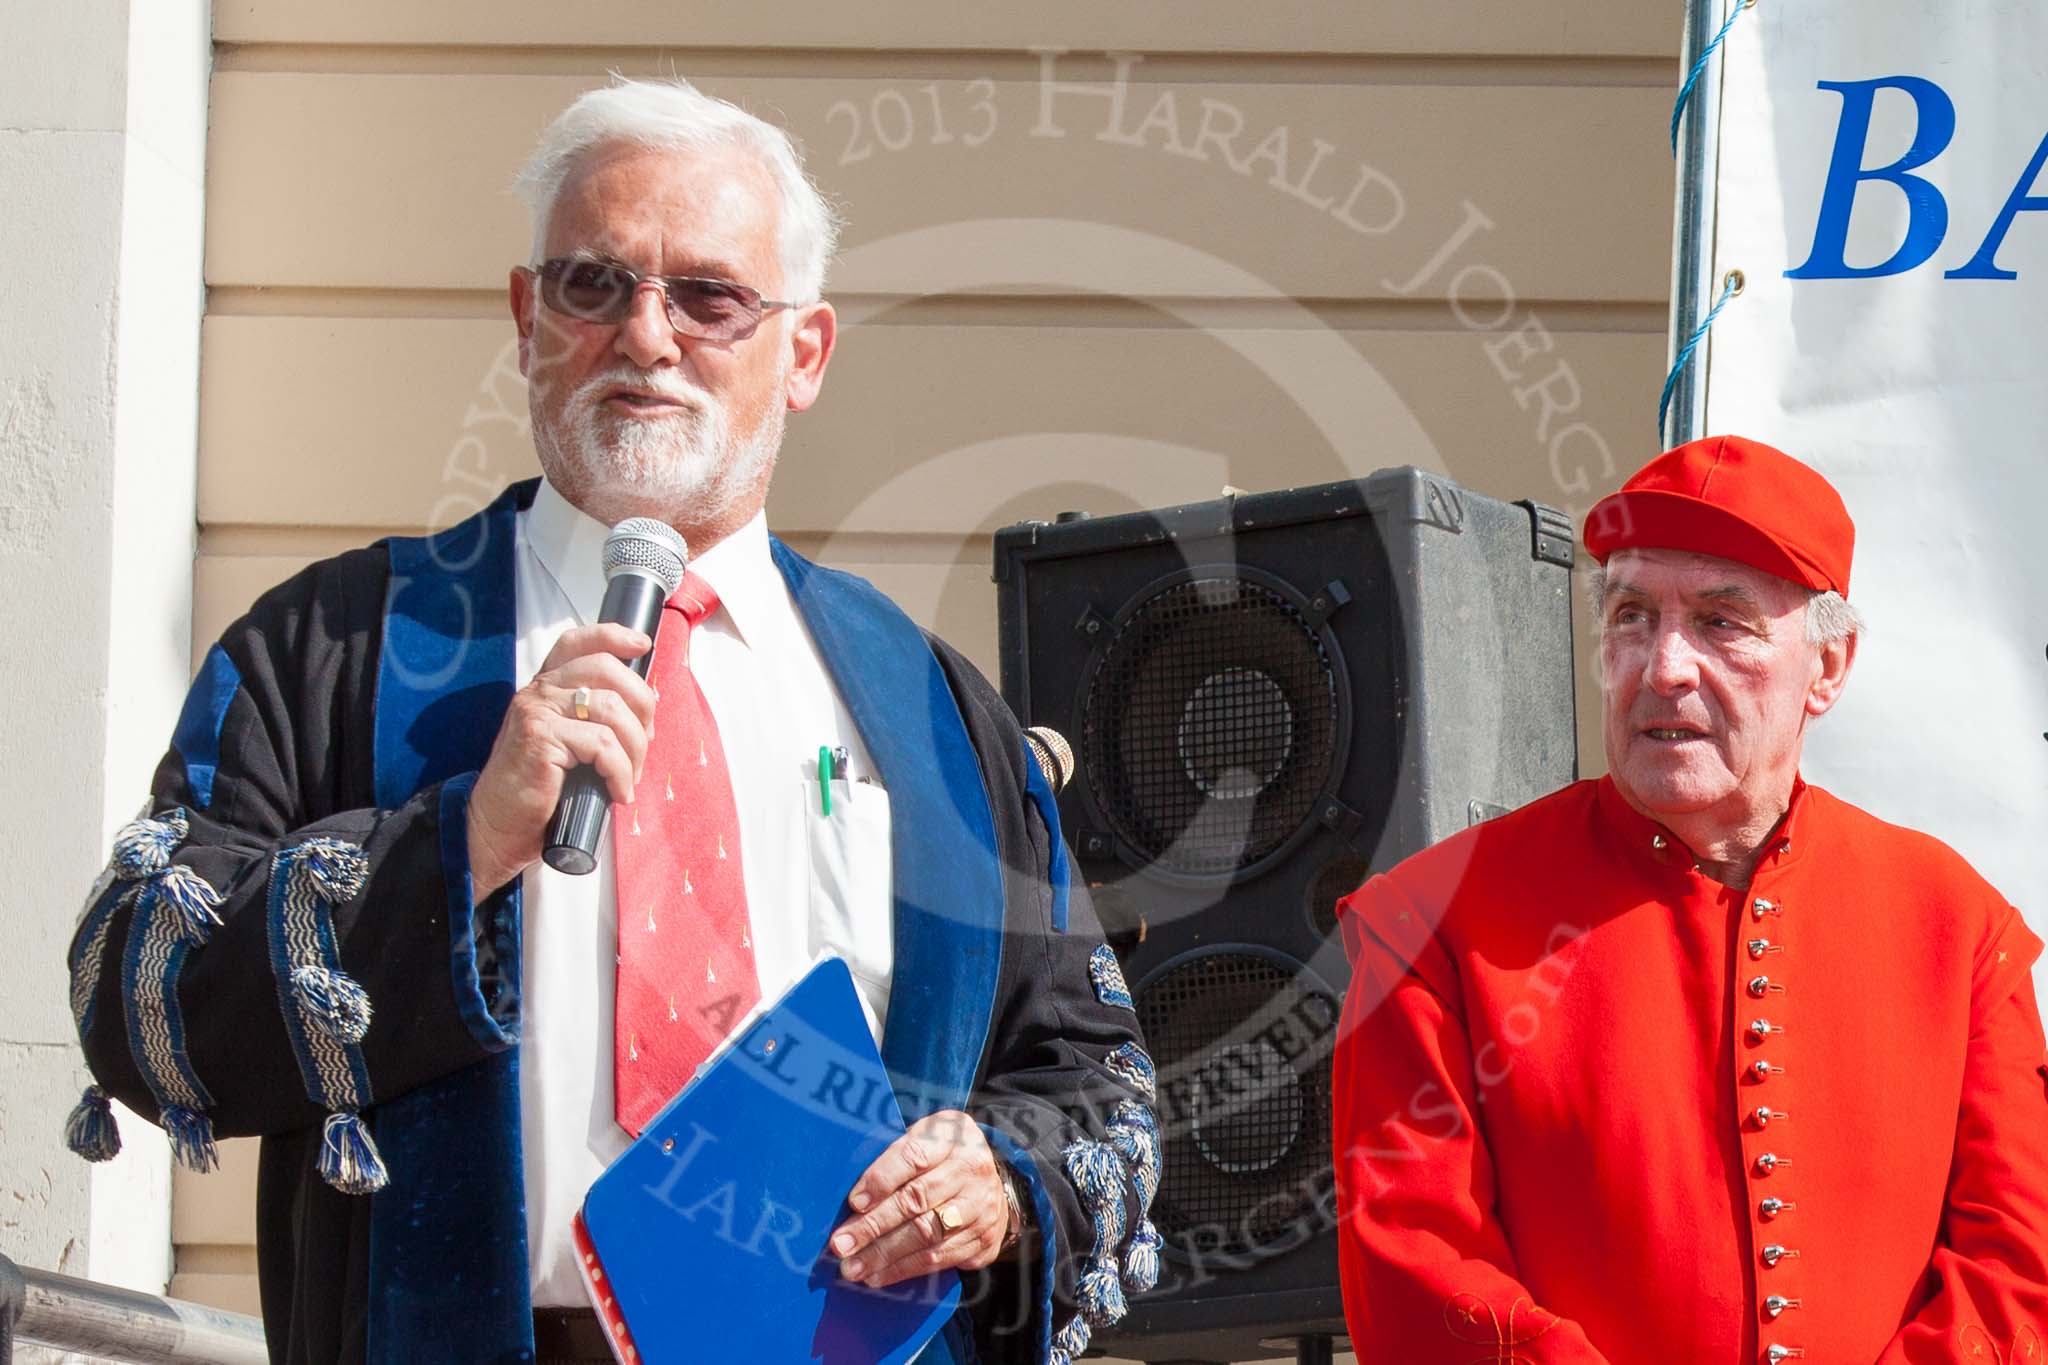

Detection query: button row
xmin=1747 ymin=890 xmax=1802 ymax=1365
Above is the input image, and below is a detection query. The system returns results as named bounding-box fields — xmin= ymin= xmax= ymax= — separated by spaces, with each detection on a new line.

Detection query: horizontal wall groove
xmin=206 ymin=287 xmax=1668 ymax=333
xmin=774 ymin=531 xmax=996 ymax=559
xmin=834 ymin=294 xmax=1672 ymax=333
xmin=199 ymin=525 xmax=415 ymax=556
xmin=199 ymin=525 xmax=1001 ymax=556
xmin=212 ymin=43 xmax=1676 ymax=89
xmin=207 ymin=286 xmax=512 ymax=318
xmin=174 ymin=1244 xmax=260 ymax=1274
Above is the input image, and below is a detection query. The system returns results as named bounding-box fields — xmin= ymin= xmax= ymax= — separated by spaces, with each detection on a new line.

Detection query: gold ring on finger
xmin=571 ymin=686 xmax=592 ymax=721
xmin=934 ymin=1202 xmax=966 ymax=1234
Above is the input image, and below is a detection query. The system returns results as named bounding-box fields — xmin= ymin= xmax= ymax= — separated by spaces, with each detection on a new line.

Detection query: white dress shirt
xmin=512 ymin=478 xmax=896 ymax=1305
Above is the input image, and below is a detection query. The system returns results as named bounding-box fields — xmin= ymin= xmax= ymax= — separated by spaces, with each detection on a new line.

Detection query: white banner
xmin=1703 ymin=2 xmax=2046 ymax=993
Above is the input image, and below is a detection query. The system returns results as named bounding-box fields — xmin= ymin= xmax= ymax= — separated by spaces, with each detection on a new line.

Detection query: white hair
xmin=511 ymin=78 xmax=841 ymax=301
xmin=1801 ymin=586 xmax=1861 ymax=645
xmin=1584 ymin=561 xmax=1863 ymax=646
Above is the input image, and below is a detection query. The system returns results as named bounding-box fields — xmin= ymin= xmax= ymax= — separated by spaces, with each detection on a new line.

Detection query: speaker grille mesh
xmin=1138 ymin=953 xmax=1337 ymax=1256
xmin=1082 ymin=577 xmax=1338 ymax=877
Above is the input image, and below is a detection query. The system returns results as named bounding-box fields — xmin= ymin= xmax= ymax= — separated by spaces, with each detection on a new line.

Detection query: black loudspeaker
xmin=993 ymin=469 xmax=1578 ymax=1363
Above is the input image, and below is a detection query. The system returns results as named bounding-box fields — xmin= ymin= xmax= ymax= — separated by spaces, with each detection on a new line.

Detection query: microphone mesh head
xmin=1024 ymin=726 xmax=1075 ymax=791
xmin=602 ymin=518 xmax=688 ymax=595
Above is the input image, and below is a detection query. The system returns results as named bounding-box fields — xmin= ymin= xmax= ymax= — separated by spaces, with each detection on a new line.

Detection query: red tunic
xmin=1332 ymin=776 xmax=2048 ymax=1364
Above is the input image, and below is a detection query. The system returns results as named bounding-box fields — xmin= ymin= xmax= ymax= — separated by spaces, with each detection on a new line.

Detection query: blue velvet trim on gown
xmin=368 ymin=483 xmax=532 ymax=1363
xmin=771 ymin=540 xmax=1005 ymax=1122
xmin=171 ymin=643 xmax=241 ymax=809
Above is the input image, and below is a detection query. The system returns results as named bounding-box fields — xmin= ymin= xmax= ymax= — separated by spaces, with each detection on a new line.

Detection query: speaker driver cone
xmin=1082 ymin=575 xmax=1339 ymax=879
xmin=1138 ymin=951 xmax=1338 ymax=1257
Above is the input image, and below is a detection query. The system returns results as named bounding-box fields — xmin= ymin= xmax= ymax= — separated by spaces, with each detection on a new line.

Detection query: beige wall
xmin=177 ymin=0 xmax=1679 ymax=1330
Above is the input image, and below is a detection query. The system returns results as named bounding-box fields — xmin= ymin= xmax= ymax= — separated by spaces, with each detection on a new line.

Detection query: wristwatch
xmin=999 ymin=1165 xmax=1030 ymax=1254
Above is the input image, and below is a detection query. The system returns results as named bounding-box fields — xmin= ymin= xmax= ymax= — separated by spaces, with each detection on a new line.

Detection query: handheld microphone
xmin=542 ymin=518 xmax=688 ymax=875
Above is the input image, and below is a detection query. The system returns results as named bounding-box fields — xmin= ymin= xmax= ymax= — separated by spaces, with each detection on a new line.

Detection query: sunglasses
xmin=525 ymin=256 xmax=800 ymax=342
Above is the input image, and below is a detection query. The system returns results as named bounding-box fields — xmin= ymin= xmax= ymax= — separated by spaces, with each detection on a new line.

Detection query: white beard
xmin=532 ymin=363 xmax=784 ymax=526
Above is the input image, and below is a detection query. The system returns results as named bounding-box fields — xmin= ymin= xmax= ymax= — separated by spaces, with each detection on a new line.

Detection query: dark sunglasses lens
xmin=550 ymin=261 xmax=636 ymax=320
xmin=665 ymin=278 xmax=761 ymax=338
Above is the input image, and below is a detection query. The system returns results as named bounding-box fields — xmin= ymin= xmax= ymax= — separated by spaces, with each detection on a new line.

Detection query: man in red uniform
xmin=1332 ymin=435 xmax=2048 ymax=1363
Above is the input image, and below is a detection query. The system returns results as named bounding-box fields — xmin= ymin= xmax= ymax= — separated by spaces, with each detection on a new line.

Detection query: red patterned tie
xmin=612 ymin=570 xmax=759 ymax=1136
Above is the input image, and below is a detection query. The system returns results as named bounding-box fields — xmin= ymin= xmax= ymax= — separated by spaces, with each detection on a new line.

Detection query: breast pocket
xmin=807 ymin=776 xmax=895 ymax=1009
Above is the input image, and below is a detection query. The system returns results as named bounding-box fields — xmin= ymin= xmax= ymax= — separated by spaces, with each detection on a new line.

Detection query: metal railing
xmin=0 ymin=1255 xmax=266 ymax=1365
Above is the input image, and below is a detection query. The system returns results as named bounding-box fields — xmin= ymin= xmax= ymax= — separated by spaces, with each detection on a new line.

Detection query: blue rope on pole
xmin=1671 ymin=0 xmax=1753 ymax=153
xmin=1658 ymin=271 xmax=1741 ymax=437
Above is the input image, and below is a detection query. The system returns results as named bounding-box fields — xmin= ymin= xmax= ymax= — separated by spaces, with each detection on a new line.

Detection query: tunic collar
xmin=525 ymin=477 xmax=778 ymax=648
xmin=1593 ymin=774 xmax=1813 ymax=880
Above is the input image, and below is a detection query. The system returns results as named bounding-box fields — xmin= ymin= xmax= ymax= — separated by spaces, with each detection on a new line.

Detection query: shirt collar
xmin=525 ymin=477 xmax=779 ymax=647
xmin=1593 ymin=774 xmax=1812 ymax=878
xmin=684 ymin=509 xmax=777 ymax=649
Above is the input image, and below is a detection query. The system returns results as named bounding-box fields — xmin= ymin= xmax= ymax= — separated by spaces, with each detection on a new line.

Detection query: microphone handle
xmin=543 ymin=572 xmax=669 ymax=875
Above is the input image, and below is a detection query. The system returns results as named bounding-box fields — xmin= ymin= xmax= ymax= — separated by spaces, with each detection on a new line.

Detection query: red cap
xmin=1583 ymin=435 xmax=1854 ymax=596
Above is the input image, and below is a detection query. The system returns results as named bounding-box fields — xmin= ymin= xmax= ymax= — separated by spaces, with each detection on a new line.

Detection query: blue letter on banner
xmin=1946 ymin=131 xmax=2048 ymax=281
xmin=1787 ymin=77 xmax=1956 ymax=280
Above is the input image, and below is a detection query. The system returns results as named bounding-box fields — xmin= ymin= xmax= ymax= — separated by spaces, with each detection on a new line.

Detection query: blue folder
xmin=575 ymin=957 xmax=962 ymax=1363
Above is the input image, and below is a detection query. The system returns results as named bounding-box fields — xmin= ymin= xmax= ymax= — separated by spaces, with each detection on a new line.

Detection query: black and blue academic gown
xmin=67 ymin=480 xmax=1161 ymax=1365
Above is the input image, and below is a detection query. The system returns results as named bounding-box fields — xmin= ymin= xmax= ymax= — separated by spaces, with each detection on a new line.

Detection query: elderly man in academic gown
xmin=65 ymin=78 xmax=1158 ymax=1365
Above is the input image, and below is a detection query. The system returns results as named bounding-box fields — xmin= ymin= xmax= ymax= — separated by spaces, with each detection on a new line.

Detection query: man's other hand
xmin=467 ymin=623 xmax=657 ymax=897
xmin=832 ymin=1110 xmax=1010 ymax=1287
